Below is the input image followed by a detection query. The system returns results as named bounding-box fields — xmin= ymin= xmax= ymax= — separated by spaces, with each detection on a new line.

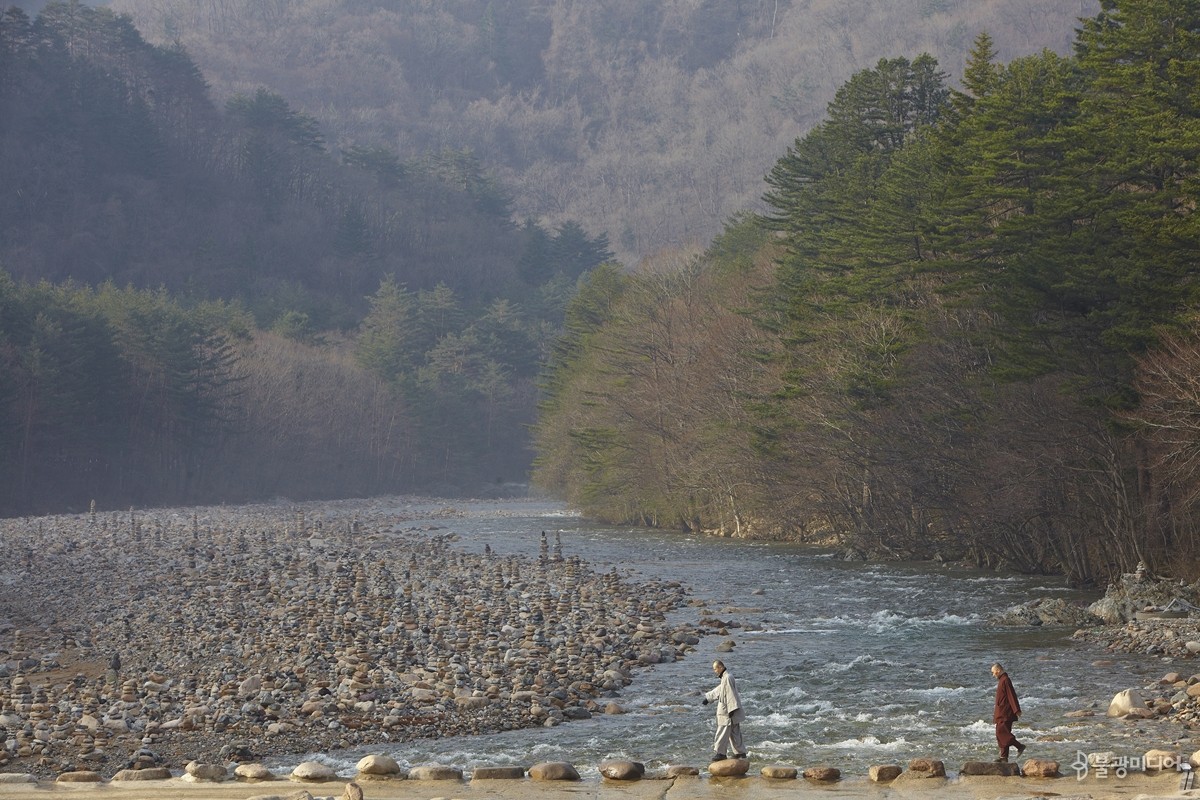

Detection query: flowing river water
xmin=286 ymin=498 xmax=1183 ymax=779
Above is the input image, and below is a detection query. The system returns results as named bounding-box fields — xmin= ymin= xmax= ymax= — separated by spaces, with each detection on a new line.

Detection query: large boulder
xmin=869 ymin=765 xmax=902 ymax=782
xmin=472 ymin=766 xmax=525 ymax=780
xmin=708 ymin=758 xmax=749 ymax=777
xmin=235 ymin=763 xmax=275 ymax=781
xmin=529 ymin=762 xmax=580 ymax=781
xmin=1107 ymin=688 xmax=1147 ymax=717
xmin=1144 ymin=750 xmax=1179 ymax=771
xmin=960 ymin=761 xmax=1020 ymax=776
xmin=355 ymin=754 xmax=402 ymax=777
xmin=761 ymin=765 xmax=797 ymax=779
xmin=56 ymin=771 xmax=103 ymax=783
xmin=803 ymin=766 xmax=840 ymax=781
xmin=185 ymin=761 xmax=228 ymax=781
xmin=907 ymin=758 xmax=946 ymax=778
xmin=1022 ymin=759 xmax=1060 ymax=778
xmin=599 ymin=760 xmax=644 ymax=780
xmin=290 ymin=761 xmax=337 ymax=782
xmin=408 ymin=764 xmax=462 ymax=781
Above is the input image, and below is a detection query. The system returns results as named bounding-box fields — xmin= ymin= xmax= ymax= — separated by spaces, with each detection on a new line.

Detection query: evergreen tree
xmin=956 ymin=32 xmax=1001 ymax=111
xmin=1068 ymin=0 xmax=1200 ymax=352
xmin=549 ymin=221 xmax=615 ymax=279
xmin=226 ymin=88 xmax=325 ymax=151
xmin=355 ymin=276 xmax=419 ymax=382
xmin=414 ymin=283 xmax=465 ymax=352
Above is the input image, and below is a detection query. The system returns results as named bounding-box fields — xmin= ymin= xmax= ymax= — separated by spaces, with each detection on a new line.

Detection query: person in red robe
xmin=992 ymin=663 xmax=1025 ymax=762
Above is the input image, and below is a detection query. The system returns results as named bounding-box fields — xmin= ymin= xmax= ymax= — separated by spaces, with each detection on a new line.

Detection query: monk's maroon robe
xmin=994 ymin=672 xmax=1022 ymax=755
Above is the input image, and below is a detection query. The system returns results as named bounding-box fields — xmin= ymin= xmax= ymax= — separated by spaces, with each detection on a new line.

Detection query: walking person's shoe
xmin=1016 ymin=743 xmax=1026 ymax=757
xmin=710 ymin=753 xmax=727 ymax=762
xmin=733 ymin=753 xmax=748 ymax=760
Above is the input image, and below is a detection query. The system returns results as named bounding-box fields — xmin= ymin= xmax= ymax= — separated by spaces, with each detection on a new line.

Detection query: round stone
xmin=529 ymin=761 xmax=581 ymax=781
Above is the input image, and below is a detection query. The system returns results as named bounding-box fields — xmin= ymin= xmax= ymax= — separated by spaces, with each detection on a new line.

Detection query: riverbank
xmin=0 ymin=498 xmax=696 ymax=778
xmin=1073 ymin=617 xmax=1200 ymax=731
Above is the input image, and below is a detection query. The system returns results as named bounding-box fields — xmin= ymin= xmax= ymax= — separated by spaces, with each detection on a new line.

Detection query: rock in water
xmin=290 ymin=761 xmax=336 ymax=781
xmin=529 ymin=761 xmax=581 ymax=781
xmin=709 ymin=758 xmax=749 ymax=777
xmin=355 ymin=754 xmax=402 ymax=776
xmin=960 ymin=761 xmax=1020 ymax=776
xmin=1107 ymin=688 xmax=1146 ymax=717
xmin=472 ymin=766 xmax=525 ymax=779
xmin=869 ymin=765 xmax=901 ymax=782
xmin=407 ymin=764 xmax=462 ymax=781
xmin=599 ymin=759 xmax=644 ymax=780
xmin=1022 ymin=759 xmax=1060 ymax=778
xmin=906 ymin=758 xmax=946 ymax=778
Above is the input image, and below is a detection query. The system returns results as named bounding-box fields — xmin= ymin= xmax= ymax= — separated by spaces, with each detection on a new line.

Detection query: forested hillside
xmin=533 ymin=0 xmax=1200 ymax=587
xmin=9 ymin=0 xmax=1185 ymax=592
xmin=0 ymin=4 xmax=611 ymax=515
xmin=100 ymin=0 xmax=1098 ymax=266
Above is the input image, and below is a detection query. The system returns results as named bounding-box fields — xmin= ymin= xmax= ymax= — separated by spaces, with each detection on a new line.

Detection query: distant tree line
xmin=0 ymin=4 xmax=609 ymax=321
xmin=533 ymin=0 xmax=1200 ymax=587
xmin=0 ymin=267 xmax=604 ymax=514
xmin=0 ymin=3 xmax=613 ymax=515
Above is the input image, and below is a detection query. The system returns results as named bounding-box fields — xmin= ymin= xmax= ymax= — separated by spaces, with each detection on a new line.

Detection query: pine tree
xmin=355 ymin=276 xmax=419 ymax=382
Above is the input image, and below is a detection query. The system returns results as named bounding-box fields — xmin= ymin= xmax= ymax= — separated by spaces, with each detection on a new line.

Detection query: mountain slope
xmin=105 ymin=0 xmax=1100 ymax=264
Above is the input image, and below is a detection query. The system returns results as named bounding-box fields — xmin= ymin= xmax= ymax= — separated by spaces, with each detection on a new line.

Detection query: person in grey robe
xmin=702 ymin=659 xmax=747 ymax=761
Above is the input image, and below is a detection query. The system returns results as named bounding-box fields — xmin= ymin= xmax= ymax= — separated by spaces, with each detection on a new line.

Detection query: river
xmin=292 ymin=498 xmax=1182 ymax=779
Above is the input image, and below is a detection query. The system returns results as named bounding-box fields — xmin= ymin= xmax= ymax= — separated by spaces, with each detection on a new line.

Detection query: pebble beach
xmin=0 ymin=498 xmax=694 ymax=778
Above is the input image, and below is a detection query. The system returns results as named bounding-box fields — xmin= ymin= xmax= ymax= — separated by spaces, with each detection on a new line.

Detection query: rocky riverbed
xmin=1044 ymin=569 xmax=1200 ymax=734
xmin=0 ymin=498 xmax=699 ymax=778
xmin=1072 ymin=617 xmax=1200 ymax=732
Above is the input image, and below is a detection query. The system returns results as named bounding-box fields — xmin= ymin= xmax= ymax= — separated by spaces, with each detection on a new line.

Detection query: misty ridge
xmin=99 ymin=0 xmax=1096 ymax=265
xmin=8 ymin=0 xmax=1200 ymax=590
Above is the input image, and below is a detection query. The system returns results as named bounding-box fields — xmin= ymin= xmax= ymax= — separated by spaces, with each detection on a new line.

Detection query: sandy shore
xmin=0 ymin=770 xmax=1190 ymax=800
